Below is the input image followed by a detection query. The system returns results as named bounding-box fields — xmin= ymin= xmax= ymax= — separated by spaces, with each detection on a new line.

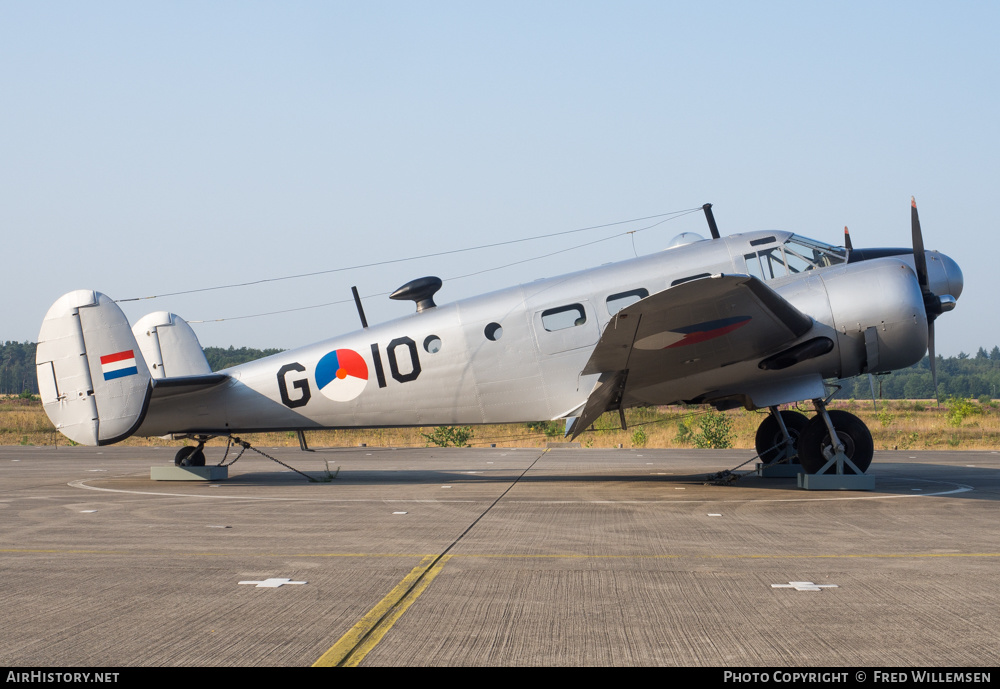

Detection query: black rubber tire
xmin=797 ymin=410 xmax=873 ymax=474
xmin=174 ymin=446 xmax=206 ymax=467
xmin=754 ymin=410 xmax=808 ymax=464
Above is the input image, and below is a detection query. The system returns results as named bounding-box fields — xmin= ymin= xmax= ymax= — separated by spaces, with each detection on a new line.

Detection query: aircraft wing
xmin=569 ymin=274 xmax=813 ymax=437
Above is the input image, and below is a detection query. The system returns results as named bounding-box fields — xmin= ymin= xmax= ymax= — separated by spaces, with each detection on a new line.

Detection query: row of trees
xmin=0 ymin=342 xmax=283 ymax=395
xmin=834 ymin=347 xmax=1000 ymax=400
xmin=3 ymin=339 xmax=1000 ymax=400
xmin=0 ymin=342 xmax=37 ymax=395
xmin=203 ymin=346 xmax=284 ymax=371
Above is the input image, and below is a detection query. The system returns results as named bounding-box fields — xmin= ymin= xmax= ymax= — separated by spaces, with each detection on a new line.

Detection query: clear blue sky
xmin=2 ymin=1 xmax=996 ymax=356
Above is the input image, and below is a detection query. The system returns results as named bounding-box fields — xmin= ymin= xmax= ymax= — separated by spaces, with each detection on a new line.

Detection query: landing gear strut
xmin=796 ymin=402 xmax=873 ymax=475
xmin=748 ymin=399 xmax=875 ymax=490
xmin=752 ymin=401 xmax=875 ymax=476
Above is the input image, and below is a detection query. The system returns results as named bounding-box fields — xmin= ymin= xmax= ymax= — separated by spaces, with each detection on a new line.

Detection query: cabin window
xmin=423 ymin=335 xmax=442 ymax=354
xmin=606 ymin=289 xmax=648 ymax=315
xmin=541 ymin=304 xmax=586 ymax=332
xmin=484 ymin=322 xmax=503 ymax=341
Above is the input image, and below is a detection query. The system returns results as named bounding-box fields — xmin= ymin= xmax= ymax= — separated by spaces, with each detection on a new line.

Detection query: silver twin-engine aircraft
xmin=36 ymin=200 xmax=962 ymax=475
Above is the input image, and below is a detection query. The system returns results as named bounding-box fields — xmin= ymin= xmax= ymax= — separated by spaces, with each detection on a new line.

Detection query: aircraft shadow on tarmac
xmin=176 ymin=462 xmax=1000 ymax=501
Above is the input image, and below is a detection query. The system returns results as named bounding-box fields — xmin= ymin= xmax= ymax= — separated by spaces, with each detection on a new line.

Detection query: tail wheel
xmin=174 ymin=446 xmax=206 ymax=467
xmin=755 ymin=410 xmax=808 ymax=463
xmin=797 ymin=410 xmax=873 ymax=474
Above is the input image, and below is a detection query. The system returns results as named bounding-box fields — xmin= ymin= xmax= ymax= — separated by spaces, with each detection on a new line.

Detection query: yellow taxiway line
xmin=313 ymin=554 xmax=453 ymax=667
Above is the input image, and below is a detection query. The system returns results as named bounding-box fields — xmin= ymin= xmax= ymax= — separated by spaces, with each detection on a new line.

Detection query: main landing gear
xmin=797 ymin=407 xmax=873 ymax=474
xmin=754 ymin=400 xmax=874 ymax=475
xmin=754 ymin=408 xmax=808 ymax=465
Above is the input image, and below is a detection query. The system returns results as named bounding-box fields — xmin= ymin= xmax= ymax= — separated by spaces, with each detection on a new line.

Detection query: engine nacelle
xmin=820 ymin=259 xmax=929 ymax=377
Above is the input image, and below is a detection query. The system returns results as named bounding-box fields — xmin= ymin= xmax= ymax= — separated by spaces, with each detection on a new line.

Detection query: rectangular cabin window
xmin=541 ymin=304 xmax=587 ymax=331
xmin=606 ymin=288 xmax=648 ymax=315
xmin=531 ymin=300 xmax=600 ymax=355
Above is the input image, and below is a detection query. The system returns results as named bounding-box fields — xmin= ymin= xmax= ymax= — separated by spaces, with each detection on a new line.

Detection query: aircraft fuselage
xmin=135 ymin=230 xmax=956 ymax=437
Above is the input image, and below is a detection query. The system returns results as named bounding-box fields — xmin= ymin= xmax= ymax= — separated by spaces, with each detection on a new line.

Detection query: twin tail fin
xmin=36 ymin=292 xmax=218 ymax=446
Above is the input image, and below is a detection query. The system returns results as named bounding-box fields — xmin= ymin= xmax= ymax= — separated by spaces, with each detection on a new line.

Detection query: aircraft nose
xmin=927 ymin=251 xmax=963 ymax=301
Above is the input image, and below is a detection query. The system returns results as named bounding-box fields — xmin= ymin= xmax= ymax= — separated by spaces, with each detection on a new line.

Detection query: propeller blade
xmin=911 ymin=196 xmax=929 ymax=290
xmin=911 ymin=196 xmax=949 ymax=321
xmin=843 ymin=226 xmax=853 ymax=250
xmin=910 ymin=197 xmax=946 ymax=405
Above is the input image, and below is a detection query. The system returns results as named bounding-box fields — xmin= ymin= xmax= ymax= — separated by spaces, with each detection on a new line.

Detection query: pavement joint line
xmin=313 ymin=554 xmax=453 ymax=667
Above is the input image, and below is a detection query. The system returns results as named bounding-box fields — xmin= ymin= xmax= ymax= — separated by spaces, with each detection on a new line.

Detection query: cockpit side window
xmin=744 ymin=252 xmax=765 ymax=281
xmin=782 ymin=246 xmax=814 ymax=274
xmin=745 ymin=235 xmax=847 ymax=281
xmin=744 ymin=249 xmax=788 ymax=280
xmin=784 ymin=236 xmax=848 ymax=271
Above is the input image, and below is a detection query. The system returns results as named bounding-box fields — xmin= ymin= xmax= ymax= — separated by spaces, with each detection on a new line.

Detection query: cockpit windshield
xmin=743 ymin=234 xmax=847 ymax=281
xmin=783 ymin=235 xmax=848 ymax=270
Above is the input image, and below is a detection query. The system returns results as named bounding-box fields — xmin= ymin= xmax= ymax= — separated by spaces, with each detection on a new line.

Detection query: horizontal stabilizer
xmin=36 ymin=291 xmax=152 ymax=445
xmin=150 ymin=373 xmax=230 ymax=399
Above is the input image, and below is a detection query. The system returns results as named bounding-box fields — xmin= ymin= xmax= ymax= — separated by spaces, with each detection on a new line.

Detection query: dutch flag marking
xmin=100 ymin=350 xmax=138 ymax=381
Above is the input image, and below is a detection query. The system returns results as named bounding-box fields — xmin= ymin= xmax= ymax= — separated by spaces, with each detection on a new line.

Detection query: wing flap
xmin=567 ymin=371 xmax=627 ymax=438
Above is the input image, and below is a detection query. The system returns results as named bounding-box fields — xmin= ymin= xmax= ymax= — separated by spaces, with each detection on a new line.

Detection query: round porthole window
xmin=484 ymin=322 xmax=503 ymax=341
xmin=423 ymin=335 xmax=442 ymax=353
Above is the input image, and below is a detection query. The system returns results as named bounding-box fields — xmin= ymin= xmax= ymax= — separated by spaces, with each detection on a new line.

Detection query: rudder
xmin=36 ymin=290 xmax=152 ymax=445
